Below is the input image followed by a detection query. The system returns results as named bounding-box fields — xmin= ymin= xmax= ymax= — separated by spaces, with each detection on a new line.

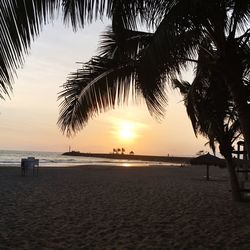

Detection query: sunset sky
xmin=0 ymin=18 xmax=209 ymax=156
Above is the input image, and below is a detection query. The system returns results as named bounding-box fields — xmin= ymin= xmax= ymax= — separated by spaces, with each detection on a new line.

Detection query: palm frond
xmin=62 ymin=0 xmax=107 ymax=29
xmin=0 ymin=0 xmax=60 ymax=95
xmin=228 ymin=0 xmax=250 ymax=38
xmin=58 ymin=22 xmax=169 ymax=135
xmin=0 ymin=80 xmax=10 ymax=100
xmin=100 ymin=26 xmax=168 ymax=118
xmin=62 ymin=0 xmax=148 ymax=30
xmin=58 ymin=56 xmax=141 ymax=135
xmin=172 ymin=78 xmax=199 ymax=136
xmin=98 ymin=26 xmax=153 ymax=59
xmin=136 ymin=2 xmax=206 ymax=106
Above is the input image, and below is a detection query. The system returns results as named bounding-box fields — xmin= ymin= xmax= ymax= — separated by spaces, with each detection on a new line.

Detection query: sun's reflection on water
xmin=121 ymin=163 xmax=132 ymax=167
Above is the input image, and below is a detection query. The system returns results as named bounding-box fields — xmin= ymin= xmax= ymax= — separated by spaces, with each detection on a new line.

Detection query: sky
xmin=0 ymin=18 xmax=209 ymax=156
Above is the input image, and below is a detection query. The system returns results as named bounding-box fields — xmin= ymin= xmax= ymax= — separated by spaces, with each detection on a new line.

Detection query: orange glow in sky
xmin=0 ymin=19 xmax=209 ymax=156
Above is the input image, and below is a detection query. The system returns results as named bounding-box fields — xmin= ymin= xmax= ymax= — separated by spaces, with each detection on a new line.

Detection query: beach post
xmin=21 ymin=158 xmax=26 ymax=176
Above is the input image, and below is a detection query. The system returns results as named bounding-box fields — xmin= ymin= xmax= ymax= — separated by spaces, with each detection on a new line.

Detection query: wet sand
xmin=0 ymin=165 xmax=250 ymax=249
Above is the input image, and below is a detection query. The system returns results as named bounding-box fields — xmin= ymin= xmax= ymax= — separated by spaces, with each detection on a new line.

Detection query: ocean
xmin=0 ymin=150 xmax=178 ymax=168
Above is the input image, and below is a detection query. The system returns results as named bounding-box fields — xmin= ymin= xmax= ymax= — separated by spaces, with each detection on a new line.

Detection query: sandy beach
xmin=0 ymin=165 xmax=250 ymax=249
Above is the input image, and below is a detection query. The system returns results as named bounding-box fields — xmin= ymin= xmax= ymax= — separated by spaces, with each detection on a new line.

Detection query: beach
xmin=0 ymin=165 xmax=250 ymax=249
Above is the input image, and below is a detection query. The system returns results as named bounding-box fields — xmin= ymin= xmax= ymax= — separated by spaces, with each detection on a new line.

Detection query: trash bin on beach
xmin=21 ymin=157 xmax=39 ymax=176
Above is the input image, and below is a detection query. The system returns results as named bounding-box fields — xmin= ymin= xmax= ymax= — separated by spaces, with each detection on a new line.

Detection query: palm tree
xmin=129 ymin=0 xmax=250 ymax=156
xmin=113 ymin=148 xmax=117 ymax=154
xmin=121 ymin=148 xmax=125 ymax=154
xmin=117 ymin=148 xmax=121 ymax=154
xmin=173 ymin=61 xmax=243 ymax=201
xmin=57 ymin=1 xmax=250 ymax=154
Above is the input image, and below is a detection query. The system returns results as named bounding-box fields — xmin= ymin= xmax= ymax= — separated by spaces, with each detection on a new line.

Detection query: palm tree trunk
xmin=220 ymin=66 xmax=247 ymax=202
xmin=225 ymin=156 xmax=242 ymax=201
xmin=219 ymin=141 xmax=242 ymax=202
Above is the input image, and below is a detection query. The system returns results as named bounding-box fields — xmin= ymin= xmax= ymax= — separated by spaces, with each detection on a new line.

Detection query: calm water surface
xmin=0 ymin=150 xmax=180 ymax=167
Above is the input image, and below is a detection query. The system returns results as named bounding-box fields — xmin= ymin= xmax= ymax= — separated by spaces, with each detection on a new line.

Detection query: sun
xmin=119 ymin=121 xmax=135 ymax=140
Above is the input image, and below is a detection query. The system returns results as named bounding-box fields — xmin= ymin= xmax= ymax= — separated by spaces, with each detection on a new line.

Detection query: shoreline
xmin=0 ymin=162 xmax=186 ymax=169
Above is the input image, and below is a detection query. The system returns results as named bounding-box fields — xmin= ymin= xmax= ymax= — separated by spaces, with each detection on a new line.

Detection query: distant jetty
xmin=62 ymin=151 xmax=192 ymax=164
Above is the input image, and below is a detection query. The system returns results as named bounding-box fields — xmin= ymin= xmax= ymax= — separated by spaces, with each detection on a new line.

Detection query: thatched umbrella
xmin=190 ymin=153 xmax=225 ymax=180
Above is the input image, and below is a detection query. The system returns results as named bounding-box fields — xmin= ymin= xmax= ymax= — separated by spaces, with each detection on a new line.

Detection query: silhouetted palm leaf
xmin=58 ymin=27 xmax=167 ymax=135
xmin=98 ymin=27 xmax=153 ymax=59
xmin=58 ymin=56 xmax=138 ymax=135
xmin=0 ymin=0 xmax=61 ymax=96
xmin=58 ymin=56 xmax=167 ymax=135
